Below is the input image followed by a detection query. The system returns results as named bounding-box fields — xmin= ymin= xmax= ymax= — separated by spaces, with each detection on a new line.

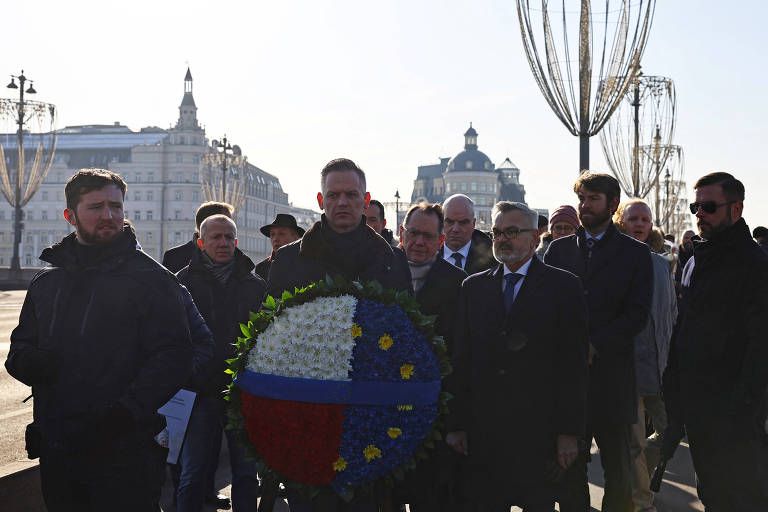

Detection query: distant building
xmin=0 ymin=69 xmax=318 ymax=267
xmin=411 ymin=124 xmax=528 ymax=229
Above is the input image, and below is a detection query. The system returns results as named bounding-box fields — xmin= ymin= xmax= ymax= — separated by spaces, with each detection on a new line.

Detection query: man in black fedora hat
xmin=255 ymin=213 xmax=305 ymax=281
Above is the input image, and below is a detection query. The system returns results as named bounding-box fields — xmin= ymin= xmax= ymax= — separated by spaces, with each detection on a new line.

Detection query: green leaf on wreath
xmin=265 ymin=295 xmax=276 ymax=310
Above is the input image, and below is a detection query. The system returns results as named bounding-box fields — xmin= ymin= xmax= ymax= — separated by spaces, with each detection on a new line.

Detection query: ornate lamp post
xmin=200 ymin=134 xmax=247 ymax=213
xmin=394 ymin=189 xmax=401 ymax=228
xmin=1 ymin=70 xmax=57 ymax=279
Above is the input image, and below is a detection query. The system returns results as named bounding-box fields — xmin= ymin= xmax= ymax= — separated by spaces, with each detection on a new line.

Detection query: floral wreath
xmin=226 ymin=275 xmax=452 ymax=501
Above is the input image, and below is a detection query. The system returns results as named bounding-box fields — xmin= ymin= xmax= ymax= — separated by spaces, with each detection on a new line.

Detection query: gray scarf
xmin=200 ymin=251 xmax=236 ymax=285
xmin=408 ymin=254 xmax=437 ymax=293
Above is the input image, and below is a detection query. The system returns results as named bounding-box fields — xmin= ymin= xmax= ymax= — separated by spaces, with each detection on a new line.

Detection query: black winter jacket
xmin=177 ymin=248 xmax=266 ymax=396
xmin=266 ymin=215 xmax=412 ymax=298
xmin=544 ymin=222 xmax=653 ymax=426
xmin=5 ymin=227 xmax=193 ymax=449
xmin=664 ymin=218 xmax=768 ymax=424
xmin=162 ymin=237 xmax=198 ymax=273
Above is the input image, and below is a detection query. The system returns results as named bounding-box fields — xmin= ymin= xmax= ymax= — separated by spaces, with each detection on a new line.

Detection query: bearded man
xmin=447 ymin=201 xmax=588 ymax=511
xmin=544 ymin=172 xmax=653 ymax=512
xmin=5 ymin=169 xmax=193 ymax=511
xmin=664 ymin=172 xmax=768 ymax=510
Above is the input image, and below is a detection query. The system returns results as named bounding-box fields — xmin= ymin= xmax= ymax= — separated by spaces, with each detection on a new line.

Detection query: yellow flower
xmin=400 ymin=364 xmax=415 ymax=380
xmin=363 ymin=444 xmax=382 ymax=462
xmin=387 ymin=427 xmax=402 ymax=439
xmin=351 ymin=324 xmax=362 ymax=338
xmin=333 ymin=456 xmax=347 ymax=471
xmin=397 ymin=404 xmax=413 ymax=411
xmin=378 ymin=334 xmax=393 ymax=350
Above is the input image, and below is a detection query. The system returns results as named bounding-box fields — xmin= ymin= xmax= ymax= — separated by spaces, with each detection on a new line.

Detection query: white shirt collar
xmin=443 ymin=239 xmax=472 ymax=261
xmin=585 ymin=231 xmax=605 ymax=241
xmin=503 ymin=255 xmax=533 ymax=277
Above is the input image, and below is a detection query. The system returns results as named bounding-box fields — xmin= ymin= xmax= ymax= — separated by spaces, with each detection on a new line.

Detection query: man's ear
xmin=732 ymin=201 xmax=744 ymax=220
xmin=234 ymin=239 xmax=238 ymax=247
xmin=364 ymin=192 xmax=371 ymax=208
xmin=197 ymin=238 xmax=204 ymax=249
xmin=439 ymin=234 xmax=446 ymax=245
xmin=382 ymin=218 xmax=386 ymax=230
xmin=609 ymin=196 xmax=621 ymax=215
xmin=317 ymin=192 xmax=324 ymax=210
xmin=63 ymin=209 xmax=76 ymax=226
xmin=398 ymin=225 xmax=404 ymax=239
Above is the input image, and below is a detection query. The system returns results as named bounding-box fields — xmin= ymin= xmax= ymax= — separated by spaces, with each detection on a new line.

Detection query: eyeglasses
xmin=689 ymin=201 xmax=735 ymax=215
xmin=552 ymin=225 xmax=576 ymax=234
xmin=402 ymin=227 xmax=440 ymax=242
xmin=491 ymin=227 xmax=536 ymax=240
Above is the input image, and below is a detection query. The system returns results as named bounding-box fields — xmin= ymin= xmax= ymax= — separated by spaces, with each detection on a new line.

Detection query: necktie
xmin=503 ymin=273 xmax=523 ymax=314
xmin=450 ymin=252 xmax=464 ymax=268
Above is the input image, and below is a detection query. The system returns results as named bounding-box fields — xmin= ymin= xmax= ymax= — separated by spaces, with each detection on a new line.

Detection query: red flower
xmin=241 ymin=392 xmax=346 ymax=485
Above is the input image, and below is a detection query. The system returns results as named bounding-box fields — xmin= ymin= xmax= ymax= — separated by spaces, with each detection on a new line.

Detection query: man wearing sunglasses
xmin=447 ymin=201 xmax=588 ymax=511
xmin=544 ymin=172 xmax=653 ymax=512
xmin=663 ymin=172 xmax=768 ymax=510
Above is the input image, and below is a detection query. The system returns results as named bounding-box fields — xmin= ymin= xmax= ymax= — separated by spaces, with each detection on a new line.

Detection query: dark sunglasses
xmin=689 ymin=201 xmax=735 ymax=215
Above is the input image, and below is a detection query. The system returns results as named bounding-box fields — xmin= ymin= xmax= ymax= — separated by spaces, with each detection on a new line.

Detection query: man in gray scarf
xmin=397 ymin=203 xmax=468 ymax=512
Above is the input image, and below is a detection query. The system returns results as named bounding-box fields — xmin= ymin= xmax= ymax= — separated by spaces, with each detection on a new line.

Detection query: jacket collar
xmin=189 ymin=246 xmax=255 ymax=278
xmin=299 ymin=214 xmax=394 ymax=264
xmin=40 ymin=223 xmax=138 ymax=271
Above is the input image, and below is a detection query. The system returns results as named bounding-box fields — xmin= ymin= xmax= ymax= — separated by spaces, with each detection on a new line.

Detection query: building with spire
xmin=411 ymin=124 xmax=528 ymax=229
xmin=0 ymin=69 xmax=318 ymax=268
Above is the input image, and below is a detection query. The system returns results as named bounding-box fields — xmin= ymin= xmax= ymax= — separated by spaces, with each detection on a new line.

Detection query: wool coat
xmin=544 ymin=222 xmax=653 ymax=426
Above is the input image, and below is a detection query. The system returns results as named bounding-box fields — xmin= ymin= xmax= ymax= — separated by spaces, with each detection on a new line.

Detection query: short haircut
xmin=442 ymin=194 xmax=475 ymax=218
xmin=65 ymin=168 xmax=127 ymax=210
xmin=573 ymin=172 xmax=621 ymax=204
xmin=195 ymin=201 xmax=234 ymax=231
xmin=694 ymin=172 xmax=745 ymax=202
xmin=368 ymin=199 xmax=385 ymax=221
xmin=404 ymin=203 xmax=445 ymax=234
xmin=492 ymin=201 xmax=538 ymax=230
xmin=537 ymin=214 xmax=548 ymax=228
xmin=199 ymin=214 xmax=237 ymax=239
xmin=613 ymin=198 xmax=652 ymax=230
xmin=320 ymin=158 xmax=366 ymax=192
xmin=753 ymin=226 xmax=768 ymax=239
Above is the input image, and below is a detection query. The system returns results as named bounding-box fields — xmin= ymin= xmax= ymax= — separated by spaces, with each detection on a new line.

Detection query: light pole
xmin=213 ymin=135 xmax=234 ymax=197
xmin=394 ymin=190 xmax=401 ymax=229
xmin=664 ymin=168 xmax=671 ymax=234
xmin=7 ymin=71 xmax=36 ymax=278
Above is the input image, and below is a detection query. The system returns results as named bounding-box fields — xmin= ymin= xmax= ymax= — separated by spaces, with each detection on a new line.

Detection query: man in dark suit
xmin=396 ymin=202 xmax=466 ymax=511
xmin=447 ymin=201 xmax=589 ymax=512
xmin=544 ymin=173 xmax=653 ymax=512
xmin=162 ymin=201 xmax=234 ymax=273
xmin=440 ymin=194 xmax=495 ymax=276
xmin=254 ymin=213 xmax=305 ymax=281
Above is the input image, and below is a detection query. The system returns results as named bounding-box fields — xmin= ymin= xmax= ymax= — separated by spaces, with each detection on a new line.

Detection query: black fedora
xmin=260 ymin=213 xmax=305 ymax=238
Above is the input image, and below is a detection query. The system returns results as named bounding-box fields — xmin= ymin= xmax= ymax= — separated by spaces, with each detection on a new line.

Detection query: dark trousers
xmin=40 ymin=437 xmax=164 ymax=512
xmin=687 ymin=416 xmax=768 ymax=511
xmin=559 ymin=424 xmax=633 ymax=512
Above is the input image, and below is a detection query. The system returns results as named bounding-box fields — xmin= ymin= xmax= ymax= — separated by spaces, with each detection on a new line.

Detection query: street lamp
xmin=664 ymin=168 xmax=671 ymax=234
xmin=200 ymin=135 xmax=247 ymax=213
xmin=394 ymin=190 xmax=401 ymax=229
xmin=1 ymin=70 xmax=56 ymax=280
xmin=213 ymin=135 xmax=234 ymax=195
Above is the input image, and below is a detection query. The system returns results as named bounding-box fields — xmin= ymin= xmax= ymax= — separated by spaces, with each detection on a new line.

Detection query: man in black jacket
xmin=664 ymin=172 xmax=768 ymax=509
xmin=5 ymin=169 xmax=193 ymax=511
xmin=162 ymin=201 xmax=233 ymax=273
xmin=266 ymin=159 xmax=411 ymax=512
xmin=267 ymin=158 xmax=411 ymax=299
xmin=447 ymin=201 xmax=589 ymax=511
xmin=396 ymin=202 xmax=467 ymax=511
xmin=176 ymin=214 xmax=266 ymax=512
xmin=254 ymin=213 xmax=305 ymax=281
xmin=440 ymin=194 xmax=495 ymax=276
xmin=544 ymin=173 xmax=652 ymax=512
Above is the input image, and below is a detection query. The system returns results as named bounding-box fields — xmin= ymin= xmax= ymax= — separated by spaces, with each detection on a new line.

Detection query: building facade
xmin=411 ymin=124 xmax=529 ymax=229
xmin=0 ymin=69 xmax=319 ymax=267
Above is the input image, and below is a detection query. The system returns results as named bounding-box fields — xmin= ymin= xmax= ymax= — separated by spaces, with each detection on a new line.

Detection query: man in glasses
xmin=396 ymin=202 xmax=467 ymax=511
xmin=544 ymin=172 xmax=653 ymax=512
xmin=664 ymin=172 xmax=768 ymax=510
xmin=447 ymin=201 xmax=588 ymax=511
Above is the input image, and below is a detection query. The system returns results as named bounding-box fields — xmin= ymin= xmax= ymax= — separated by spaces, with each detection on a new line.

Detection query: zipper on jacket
xmin=79 ymin=292 xmax=95 ymax=337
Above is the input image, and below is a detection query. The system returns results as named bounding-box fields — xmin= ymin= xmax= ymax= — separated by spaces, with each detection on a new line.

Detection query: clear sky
xmin=5 ymin=0 xmax=767 ymax=234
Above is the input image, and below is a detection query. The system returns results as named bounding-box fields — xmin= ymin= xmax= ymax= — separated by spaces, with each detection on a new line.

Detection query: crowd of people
xmin=4 ymin=160 xmax=768 ymax=512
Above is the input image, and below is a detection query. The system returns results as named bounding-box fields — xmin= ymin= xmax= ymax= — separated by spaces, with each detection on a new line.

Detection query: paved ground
xmin=1 ymin=289 xmax=703 ymax=510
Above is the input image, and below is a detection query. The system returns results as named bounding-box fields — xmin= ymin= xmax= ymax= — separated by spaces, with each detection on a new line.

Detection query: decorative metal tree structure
xmin=644 ymin=144 xmax=685 ymax=231
xmin=599 ymin=74 xmax=676 ymax=198
xmin=516 ymin=0 xmax=656 ymax=172
xmin=199 ymin=135 xmax=247 ymax=214
xmin=0 ymin=70 xmax=57 ymax=279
